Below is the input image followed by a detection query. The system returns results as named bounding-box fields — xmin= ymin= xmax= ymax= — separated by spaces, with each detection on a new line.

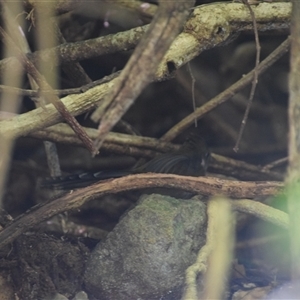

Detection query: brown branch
xmin=31 ymin=124 xmax=176 ymax=153
xmin=31 ymin=130 xmax=157 ymax=158
xmin=0 ymin=4 xmax=291 ymax=143
xmin=187 ymin=62 xmax=197 ymax=127
xmin=54 ymin=20 xmax=92 ymax=87
xmin=0 ymin=174 xmax=283 ymax=249
xmin=162 ymin=37 xmax=290 ymax=142
xmin=24 ymin=122 xmax=282 ymax=180
xmin=24 ymin=123 xmax=283 ymax=180
xmin=0 ymin=25 xmax=148 ymax=72
xmin=262 ymin=157 xmax=288 ymax=171
xmin=0 ymin=108 xmax=284 ymax=180
xmin=0 ymin=2 xmax=290 ymax=81
xmin=211 ymin=153 xmax=283 ymax=181
xmin=92 ymin=0 xmax=196 ymax=154
xmin=175 ymin=69 xmax=241 ymax=145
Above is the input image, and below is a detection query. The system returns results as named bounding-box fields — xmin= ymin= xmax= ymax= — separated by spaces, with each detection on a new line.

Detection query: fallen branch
xmin=0 ymin=174 xmax=282 ymax=248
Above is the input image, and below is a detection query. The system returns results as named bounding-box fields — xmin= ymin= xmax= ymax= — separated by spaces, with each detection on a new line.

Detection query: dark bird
xmin=42 ymin=133 xmax=210 ymax=190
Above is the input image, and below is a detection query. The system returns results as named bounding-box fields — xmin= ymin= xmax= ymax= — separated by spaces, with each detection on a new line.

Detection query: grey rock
xmin=84 ymin=194 xmax=207 ymax=300
xmin=47 ymin=293 xmax=68 ymax=300
xmin=72 ymin=291 xmax=89 ymax=300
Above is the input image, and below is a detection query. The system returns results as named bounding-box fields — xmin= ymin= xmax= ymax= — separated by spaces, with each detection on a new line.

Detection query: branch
xmin=232 ymin=199 xmax=289 ymax=228
xmin=234 ymin=0 xmax=261 ymax=151
xmin=0 ymin=3 xmax=290 ymax=142
xmin=184 ymin=196 xmax=288 ymax=299
xmin=92 ymin=0 xmax=195 ymax=153
xmin=0 ymin=26 xmax=96 ymax=153
xmin=0 ymin=78 xmax=116 ymax=139
xmin=0 ymin=174 xmax=282 ymax=249
xmin=0 ymin=2 xmax=288 ymax=79
xmin=0 ymin=72 xmax=119 ymax=97
xmin=162 ymin=37 xmax=290 ymax=141
xmin=27 ymin=123 xmax=283 ymax=180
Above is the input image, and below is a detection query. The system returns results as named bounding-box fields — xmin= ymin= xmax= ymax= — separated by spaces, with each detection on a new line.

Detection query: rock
xmin=84 ymin=194 xmax=207 ymax=299
xmin=72 ymin=291 xmax=89 ymax=300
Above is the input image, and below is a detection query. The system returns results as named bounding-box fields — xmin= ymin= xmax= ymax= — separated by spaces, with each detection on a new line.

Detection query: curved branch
xmin=0 ymin=174 xmax=282 ymax=249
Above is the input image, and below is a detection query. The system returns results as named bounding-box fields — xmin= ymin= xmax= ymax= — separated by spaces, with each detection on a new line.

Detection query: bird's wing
xmin=137 ymin=153 xmax=193 ymax=175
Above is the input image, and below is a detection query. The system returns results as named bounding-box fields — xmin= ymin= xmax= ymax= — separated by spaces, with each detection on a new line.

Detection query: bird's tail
xmin=41 ymin=170 xmax=131 ymax=190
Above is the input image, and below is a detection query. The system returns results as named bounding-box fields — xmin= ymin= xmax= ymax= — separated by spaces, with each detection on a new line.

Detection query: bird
xmin=42 ymin=132 xmax=210 ymax=190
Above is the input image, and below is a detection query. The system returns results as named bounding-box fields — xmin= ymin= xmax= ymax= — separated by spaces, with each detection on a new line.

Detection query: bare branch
xmin=92 ymin=0 xmax=195 ymax=154
xmin=162 ymin=37 xmax=290 ymax=141
xmin=0 ymin=174 xmax=282 ymax=249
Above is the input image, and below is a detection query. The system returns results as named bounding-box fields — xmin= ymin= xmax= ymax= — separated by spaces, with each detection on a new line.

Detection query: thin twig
xmin=262 ymin=157 xmax=288 ymax=171
xmin=234 ymin=0 xmax=261 ymax=152
xmin=162 ymin=37 xmax=290 ymax=142
xmin=0 ymin=26 xmax=96 ymax=154
xmin=187 ymin=62 xmax=197 ymax=127
xmin=0 ymin=71 xmax=121 ymax=97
